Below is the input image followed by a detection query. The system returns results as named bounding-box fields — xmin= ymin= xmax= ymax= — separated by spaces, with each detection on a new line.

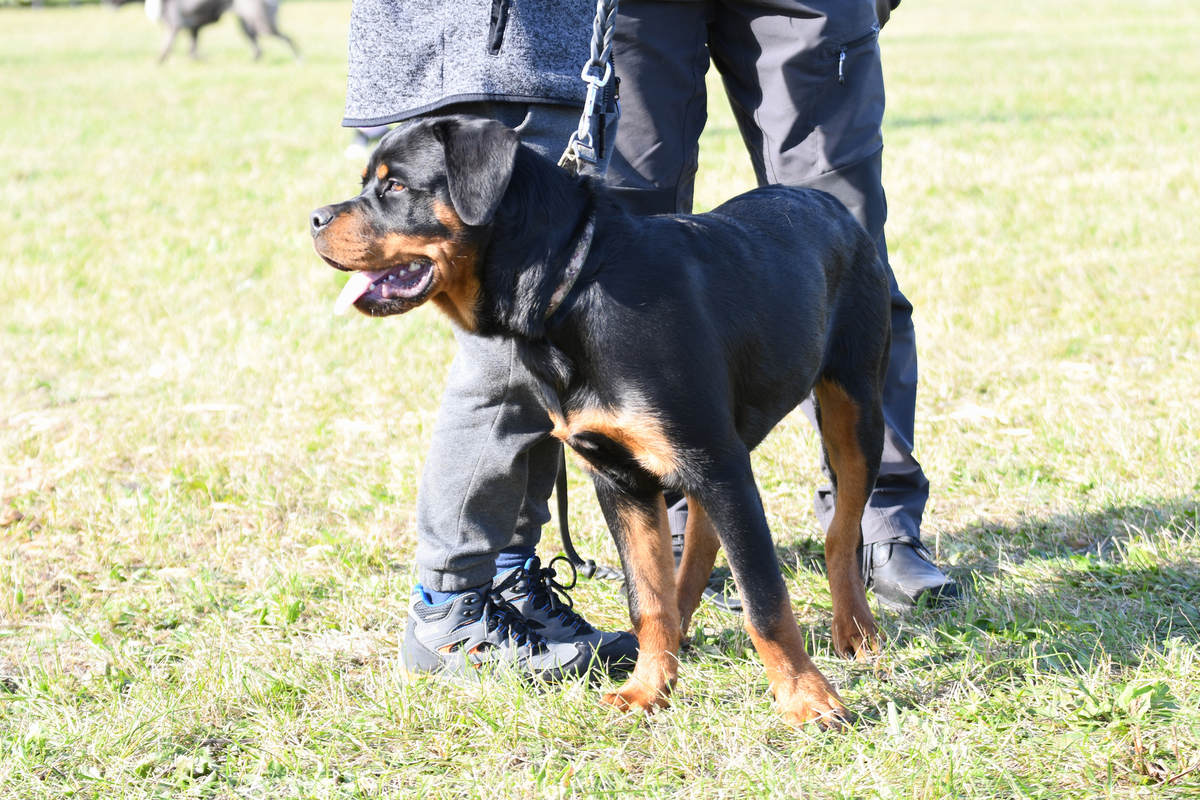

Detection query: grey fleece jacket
xmin=344 ymin=0 xmax=597 ymax=127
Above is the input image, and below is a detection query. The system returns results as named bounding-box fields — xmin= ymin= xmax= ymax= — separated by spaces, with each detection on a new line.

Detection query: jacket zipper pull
xmin=839 ymin=48 xmax=846 ymax=85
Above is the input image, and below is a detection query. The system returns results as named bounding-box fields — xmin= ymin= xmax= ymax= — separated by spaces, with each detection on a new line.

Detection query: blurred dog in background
xmin=139 ymin=0 xmax=299 ymax=63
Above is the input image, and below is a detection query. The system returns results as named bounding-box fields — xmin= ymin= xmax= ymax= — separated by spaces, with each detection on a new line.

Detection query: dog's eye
xmin=387 ymin=180 xmax=406 ymax=193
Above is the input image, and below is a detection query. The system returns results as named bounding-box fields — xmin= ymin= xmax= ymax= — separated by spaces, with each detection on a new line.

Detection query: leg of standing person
xmin=402 ymin=101 xmax=638 ymax=678
xmin=609 ymin=0 xmax=956 ymax=609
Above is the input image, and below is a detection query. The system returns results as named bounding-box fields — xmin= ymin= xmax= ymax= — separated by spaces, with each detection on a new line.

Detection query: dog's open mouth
xmin=333 ymin=260 xmax=435 ymax=315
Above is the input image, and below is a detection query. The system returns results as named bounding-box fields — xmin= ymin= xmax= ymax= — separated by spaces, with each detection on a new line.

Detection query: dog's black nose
xmin=310 ymin=207 xmax=335 ymax=237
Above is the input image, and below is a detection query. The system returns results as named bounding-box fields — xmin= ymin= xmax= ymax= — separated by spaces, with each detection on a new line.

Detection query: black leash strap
xmin=556 ymin=444 xmax=623 ymax=580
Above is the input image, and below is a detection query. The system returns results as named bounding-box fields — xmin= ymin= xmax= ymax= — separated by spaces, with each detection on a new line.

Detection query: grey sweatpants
xmin=415 ymin=101 xmax=614 ymax=593
xmin=609 ymin=0 xmax=929 ymax=546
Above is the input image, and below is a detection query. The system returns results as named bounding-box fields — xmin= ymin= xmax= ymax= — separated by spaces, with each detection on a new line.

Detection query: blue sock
xmin=419 ymin=584 xmax=485 ymax=606
xmin=494 ymin=545 xmax=536 ymax=575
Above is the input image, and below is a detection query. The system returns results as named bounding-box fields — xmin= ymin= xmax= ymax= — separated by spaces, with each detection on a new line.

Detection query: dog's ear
xmin=436 ymin=117 xmax=520 ymax=227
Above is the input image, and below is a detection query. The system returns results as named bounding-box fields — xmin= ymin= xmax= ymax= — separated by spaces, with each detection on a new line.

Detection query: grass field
xmin=2 ymin=0 xmax=1199 ymax=796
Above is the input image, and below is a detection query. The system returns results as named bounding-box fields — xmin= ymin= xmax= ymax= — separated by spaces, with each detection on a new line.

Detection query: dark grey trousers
xmin=414 ymin=102 xmax=614 ymax=593
xmin=609 ymin=0 xmax=929 ymax=545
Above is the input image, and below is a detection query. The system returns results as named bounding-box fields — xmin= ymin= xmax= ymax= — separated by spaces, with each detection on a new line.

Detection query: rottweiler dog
xmin=310 ymin=116 xmax=891 ymax=729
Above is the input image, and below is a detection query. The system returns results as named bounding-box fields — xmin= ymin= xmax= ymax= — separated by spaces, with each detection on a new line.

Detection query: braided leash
xmin=558 ymin=0 xmax=619 ymax=176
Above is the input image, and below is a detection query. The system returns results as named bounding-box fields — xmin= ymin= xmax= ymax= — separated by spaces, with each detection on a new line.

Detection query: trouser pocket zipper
xmin=839 ymin=25 xmax=880 ymax=85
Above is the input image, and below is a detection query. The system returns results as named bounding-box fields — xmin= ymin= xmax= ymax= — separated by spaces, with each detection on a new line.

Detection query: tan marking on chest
xmin=550 ymin=407 xmax=681 ymax=479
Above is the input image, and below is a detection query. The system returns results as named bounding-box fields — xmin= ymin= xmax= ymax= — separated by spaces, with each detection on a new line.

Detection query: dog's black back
xmin=458 ymin=135 xmax=889 ymax=472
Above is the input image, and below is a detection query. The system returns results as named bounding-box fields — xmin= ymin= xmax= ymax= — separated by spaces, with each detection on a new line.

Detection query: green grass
xmin=2 ymin=0 xmax=1199 ymax=796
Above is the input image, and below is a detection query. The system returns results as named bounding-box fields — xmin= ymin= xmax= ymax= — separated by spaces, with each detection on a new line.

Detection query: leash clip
xmin=562 ymin=74 xmax=607 ymax=168
xmin=558 ymin=0 xmax=619 ymax=172
xmin=557 ymin=147 xmax=582 ymax=175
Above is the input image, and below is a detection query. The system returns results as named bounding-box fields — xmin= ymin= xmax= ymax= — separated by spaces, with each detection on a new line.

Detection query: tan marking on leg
xmin=746 ymin=596 xmax=850 ymax=730
xmin=559 ymin=407 xmax=681 ymax=479
xmin=376 ymin=163 xmax=388 ymax=181
xmin=675 ymin=497 xmax=720 ymax=636
xmin=603 ymin=495 xmax=680 ymax=714
xmin=813 ymin=379 xmax=880 ymax=659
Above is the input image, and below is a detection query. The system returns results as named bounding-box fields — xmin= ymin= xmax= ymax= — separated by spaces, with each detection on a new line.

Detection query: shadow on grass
xmin=949 ymin=494 xmax=1198 ymax=565
xmin=686 ymin=495 xmax=1200 ymax=701
xmin=885 ymin=110 xmax=1102 ymax=129
xmin=933 ymin=494 xmax=1200 ymax=663
xmin=774 ymin=493 xmax=1198 ymax=578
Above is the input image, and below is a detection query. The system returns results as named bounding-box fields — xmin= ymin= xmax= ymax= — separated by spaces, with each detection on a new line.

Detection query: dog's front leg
xmin=593 ymin=480 xmax=679 ymax=713
xmin=702 ymin=455 xmax=852 ymax=730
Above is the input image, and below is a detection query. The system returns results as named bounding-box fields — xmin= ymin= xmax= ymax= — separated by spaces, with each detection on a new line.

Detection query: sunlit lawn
xmin=1 ymin=1 xmax=1198 ymax=796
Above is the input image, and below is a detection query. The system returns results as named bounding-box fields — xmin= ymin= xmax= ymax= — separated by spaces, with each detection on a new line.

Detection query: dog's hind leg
xmin=675 ymin=497 xmax=719 ymax=637
xmin=595 ymin=480 xmax=679 ymax=713
xmin=273 ymin=30 xmax=299 ymax=61
xmin=158 ymin=28 xmax=179 ymax=63
xmin=237 ymin=18 xmax=263 ymax=60
xmin=812 ymin=376 xmax=884 ymax=659
xmin=265 ymin=7 xmax=300 ymax=63
xmin=701 ymin=451 xmax=851 ymax=729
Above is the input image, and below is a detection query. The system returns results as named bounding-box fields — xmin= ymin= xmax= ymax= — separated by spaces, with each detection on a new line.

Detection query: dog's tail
xmin=145 ymin=0 xmax=162 ymax=23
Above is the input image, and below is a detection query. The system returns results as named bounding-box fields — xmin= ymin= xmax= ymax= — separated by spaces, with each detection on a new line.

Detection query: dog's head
xmin=310 ymin=116 xmax=520 ymax=329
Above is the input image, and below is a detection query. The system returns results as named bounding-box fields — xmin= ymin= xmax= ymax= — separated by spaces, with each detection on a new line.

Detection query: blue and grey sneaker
xmin=494 ymin=557 xmax=638 ymax=673
xmin=401 ymin=585 xmax=591 ymax=681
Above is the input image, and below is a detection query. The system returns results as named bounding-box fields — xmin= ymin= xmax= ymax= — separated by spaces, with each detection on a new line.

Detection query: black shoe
xmin=860 ymin=535 xmax=959 ymax=612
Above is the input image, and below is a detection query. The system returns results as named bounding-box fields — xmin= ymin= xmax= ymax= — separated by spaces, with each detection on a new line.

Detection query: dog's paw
xmin=781 ymin=694 xmax=854 ymax=732
xmin=770 ymin=670 xmax=853 ymax=732
xmin=601 ymin=680 xmax=672 ymax=714
xmin=831 ymin=610 xmax=882 ymax=661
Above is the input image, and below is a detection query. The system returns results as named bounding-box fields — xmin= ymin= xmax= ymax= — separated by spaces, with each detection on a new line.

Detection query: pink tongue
xmin=334 ymin=271 xmax=385 ymax=316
